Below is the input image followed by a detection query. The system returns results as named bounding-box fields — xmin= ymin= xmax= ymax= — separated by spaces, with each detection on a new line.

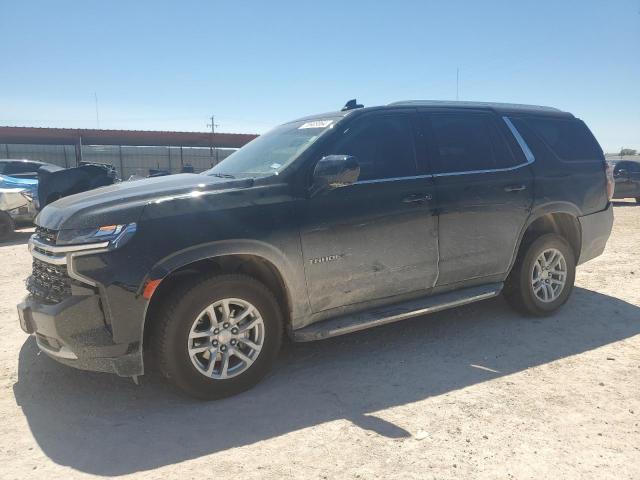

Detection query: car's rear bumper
xmin=18 ymin=294 xmax=142 ymax=377
xmin=577 ymin=203 xmax=614 ymax=265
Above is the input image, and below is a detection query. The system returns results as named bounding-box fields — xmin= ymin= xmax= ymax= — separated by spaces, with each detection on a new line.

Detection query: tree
xmin=620 ymin=148 xmax=637 ymax=156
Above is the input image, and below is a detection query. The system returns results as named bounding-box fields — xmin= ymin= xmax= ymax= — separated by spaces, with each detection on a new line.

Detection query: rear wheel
xmin=152 ymin=274 xmax=283 ymax=399
xmin=635 ymin=197 xmax=640 ymax=204
xmin=504 ymin=233 xmax=576 ymax=316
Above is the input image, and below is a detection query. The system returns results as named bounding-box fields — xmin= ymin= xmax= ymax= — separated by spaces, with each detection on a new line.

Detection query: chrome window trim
xmin=354 ymin=173 xmax=433 ymax=185
xmin=432 ymin=162 xmax=530 ymax=177
xmin=502 ymin=116 xmax=535 ymax=164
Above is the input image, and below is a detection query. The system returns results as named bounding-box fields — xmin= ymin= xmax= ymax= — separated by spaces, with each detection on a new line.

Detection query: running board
xmin=292 ymin=283 xmax=503 ymax=342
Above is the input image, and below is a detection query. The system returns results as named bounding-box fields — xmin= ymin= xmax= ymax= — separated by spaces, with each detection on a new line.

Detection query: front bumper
xmin=577 ymin=203 xmax=614 ymax=265
xmin=18 ymin=294 xmax=142 ymax=376
xmin=18 ymin=234 xmax=145 ymax=377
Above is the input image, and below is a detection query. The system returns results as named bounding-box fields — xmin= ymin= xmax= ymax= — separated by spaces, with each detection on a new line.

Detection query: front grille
xmin=35 ymin=226 xmax=58 ymax=245
xmin=27 ymin=258 xmax=72 ymax=303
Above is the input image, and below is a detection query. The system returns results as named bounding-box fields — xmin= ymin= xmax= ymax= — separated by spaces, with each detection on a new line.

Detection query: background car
xmin=0 ymin=159 xmax=59 ymax=180
xmin=0 ymin=175 xmax=38 ymax=240
xmin=608 ymin=159 xmax=640 ymax=203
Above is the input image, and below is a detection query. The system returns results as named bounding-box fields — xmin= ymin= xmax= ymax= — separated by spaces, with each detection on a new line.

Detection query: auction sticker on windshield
xmin=298 ymin=120 xmax=333 ymax=129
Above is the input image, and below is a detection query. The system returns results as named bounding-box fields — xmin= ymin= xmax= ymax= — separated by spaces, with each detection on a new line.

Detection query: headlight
xmin=56 ymin=223 xmax=137 ymax=248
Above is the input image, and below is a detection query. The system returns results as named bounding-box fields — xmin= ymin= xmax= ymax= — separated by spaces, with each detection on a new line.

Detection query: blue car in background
xmin=0 ymin=159 xmax=58 ymax=240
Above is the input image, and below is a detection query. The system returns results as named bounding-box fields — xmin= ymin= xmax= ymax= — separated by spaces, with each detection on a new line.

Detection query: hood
xmin=36 ymin=173 xmax=254 ymax=230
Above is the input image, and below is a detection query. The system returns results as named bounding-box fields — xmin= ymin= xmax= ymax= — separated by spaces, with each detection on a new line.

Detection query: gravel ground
xmin=0 ymin=203 xmax=638 ymax=479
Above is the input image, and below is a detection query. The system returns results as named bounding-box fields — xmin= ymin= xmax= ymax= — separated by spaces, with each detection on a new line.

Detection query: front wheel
xmin=152 ymin=274 xmax=283 ymax=399
xmin=504 ymin=233 xmax=576 ymax=316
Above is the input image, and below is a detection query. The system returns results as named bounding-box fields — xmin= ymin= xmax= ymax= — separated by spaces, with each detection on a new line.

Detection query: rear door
xmin=421 ymin=110 xmax=534 ymax=285
xmin=299 ymin=110 xmax=439 ymax=312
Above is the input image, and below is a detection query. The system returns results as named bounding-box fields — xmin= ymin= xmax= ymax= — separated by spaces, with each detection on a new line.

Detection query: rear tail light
xmin=605 ymin=162 xmax=615 ymax=201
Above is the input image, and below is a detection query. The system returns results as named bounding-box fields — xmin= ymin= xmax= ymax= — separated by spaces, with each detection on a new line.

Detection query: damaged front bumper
xmin=17 ymin=294 xmax=141 ymax=376
xmin=18 ymin=235 xmax=144 ymax=377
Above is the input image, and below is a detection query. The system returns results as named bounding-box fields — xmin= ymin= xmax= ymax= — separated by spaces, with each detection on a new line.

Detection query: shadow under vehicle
xmin=13 ymin=288 xmax=640 ymax=475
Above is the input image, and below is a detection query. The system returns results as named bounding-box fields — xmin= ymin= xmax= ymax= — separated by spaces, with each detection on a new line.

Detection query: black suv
xmin=609 ymin=158 xmax=640 ymax=202
xmin=17 ymin=100 xmax=614 ymax=399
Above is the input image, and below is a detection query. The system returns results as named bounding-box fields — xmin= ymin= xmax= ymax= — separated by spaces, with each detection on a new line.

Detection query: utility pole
xmin=207 ymin=115 xmax=220 ymax=165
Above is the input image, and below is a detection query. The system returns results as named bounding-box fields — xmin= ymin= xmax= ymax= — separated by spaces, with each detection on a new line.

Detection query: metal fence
xmin=0 ymin=143 xmax=236 ymax=179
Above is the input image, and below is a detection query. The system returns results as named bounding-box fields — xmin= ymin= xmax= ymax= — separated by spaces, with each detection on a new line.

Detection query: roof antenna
xmin=341 ymin=99 xmax=364 ymax=111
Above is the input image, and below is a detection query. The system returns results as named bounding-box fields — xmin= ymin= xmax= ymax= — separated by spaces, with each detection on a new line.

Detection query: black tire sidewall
xmin=157 ymin=275 xmax=283 ymax=400
xmin=517 ymin=234 xmax=576 ymax=316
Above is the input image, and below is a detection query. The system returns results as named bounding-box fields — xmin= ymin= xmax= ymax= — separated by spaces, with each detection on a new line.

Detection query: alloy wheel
xmin=187 ymin=298 xmax=265 ymax=379
xmin=531 ymin=248 xmax=567 ymax=303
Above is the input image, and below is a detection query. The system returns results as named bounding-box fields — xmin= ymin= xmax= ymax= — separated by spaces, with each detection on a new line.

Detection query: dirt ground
xmin=0 ymin=203 xmax=638 ymax=480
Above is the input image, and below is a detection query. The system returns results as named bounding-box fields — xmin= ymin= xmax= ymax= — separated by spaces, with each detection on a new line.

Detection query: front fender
xmin=142 ymin=238 xmax=310 ymax=323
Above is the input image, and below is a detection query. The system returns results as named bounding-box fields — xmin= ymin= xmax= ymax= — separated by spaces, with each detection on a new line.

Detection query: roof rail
xmin=388 ymin=100 xmax=562 ymax=113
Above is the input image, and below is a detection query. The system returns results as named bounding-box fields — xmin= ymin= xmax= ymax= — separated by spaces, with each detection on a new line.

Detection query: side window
xmin=331 ymin=114 xmax=417 ymax=181
xmin=427 ymin=113 xmax=516 ymax=174
xmin=524 ymin=117 xmax=602 ymax=162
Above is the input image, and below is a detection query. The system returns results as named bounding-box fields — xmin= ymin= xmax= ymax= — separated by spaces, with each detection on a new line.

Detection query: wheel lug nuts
xmin=220 ymin=345 xmax=227 ymax=351
xmin=212 ymin=339 xmax=218 ymax=346
xmin=213 ymin=328 xmax=219 ymax=334
xmin=231 ymin=328 xmax=239 ymax=335
xmin=230 ymin=339 xmax=237 ymax=345
xmin=223 ymin=322 xmax=230 ymax=329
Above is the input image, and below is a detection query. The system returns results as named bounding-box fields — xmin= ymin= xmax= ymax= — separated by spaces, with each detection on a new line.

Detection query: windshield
xmin=204 ymin=118 xmax=338 ymax=178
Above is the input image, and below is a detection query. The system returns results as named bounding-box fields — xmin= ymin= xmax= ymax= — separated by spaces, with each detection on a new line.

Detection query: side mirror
xmin=311 ymin=155 xmax=360 ymax=195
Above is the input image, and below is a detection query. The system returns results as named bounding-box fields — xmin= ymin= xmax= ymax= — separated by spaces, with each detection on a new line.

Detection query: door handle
xmin=504 ymin=184 xmax=527 ymax=192
xmin=402 ymin=193 xmax=433 ymax=204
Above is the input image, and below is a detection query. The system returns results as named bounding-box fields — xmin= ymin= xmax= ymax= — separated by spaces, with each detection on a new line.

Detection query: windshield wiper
xmin=209 ymin=172 xmax=236 ymax=178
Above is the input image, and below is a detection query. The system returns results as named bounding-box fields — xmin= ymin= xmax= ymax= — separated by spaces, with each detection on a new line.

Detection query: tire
xmin=504 ymin=233 xmax=576 ymax=316
xmin=0 ymin=211 xmax=15 ymax=242
xmin=152 ymin=274 xmax=283 ymax=400
xmin=635 ymin=197 xmax=640 ymax=204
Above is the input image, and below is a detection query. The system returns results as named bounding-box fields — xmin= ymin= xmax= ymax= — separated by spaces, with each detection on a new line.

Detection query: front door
xmin=421 ymin=110 xmax=534 ymax=285
xmin=299 ymin=111 xmax=439 ymax=313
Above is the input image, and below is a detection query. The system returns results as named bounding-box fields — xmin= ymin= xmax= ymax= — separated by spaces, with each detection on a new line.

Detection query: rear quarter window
xmin=524 ymin=117 xmax=602 ymax=162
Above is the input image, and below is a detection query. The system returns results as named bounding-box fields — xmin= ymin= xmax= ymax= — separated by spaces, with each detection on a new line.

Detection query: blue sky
xmin=1 ymin=0 xmax=638 ymax=152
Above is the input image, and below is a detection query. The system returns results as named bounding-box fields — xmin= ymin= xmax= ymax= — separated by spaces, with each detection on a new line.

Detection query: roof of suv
xmin=389 ymin=100 xmax=573 ymax=117
xmin=292 ymin=100 xmax=574 ymax=124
